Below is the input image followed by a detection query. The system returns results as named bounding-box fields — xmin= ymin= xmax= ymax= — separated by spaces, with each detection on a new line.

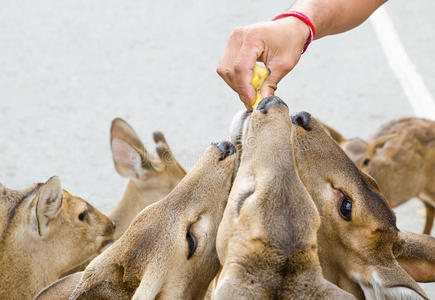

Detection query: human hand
xmin=217 ymin=17 xmax=310 ymax=110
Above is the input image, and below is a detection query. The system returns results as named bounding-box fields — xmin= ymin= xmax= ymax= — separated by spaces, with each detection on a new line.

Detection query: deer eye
xmin=186 ymin=225 xmax=197 ymax=259
xmin=78 ymin=210 xmax=88 ymax=221
xmin=363 ymin=158 xmax=370 ymax=166
xmin=339 ymin=196 xmax=352 ymax=221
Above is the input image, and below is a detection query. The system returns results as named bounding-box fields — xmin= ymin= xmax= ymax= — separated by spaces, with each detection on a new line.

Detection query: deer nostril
xmin=291 ymin=111 xmax=312 ymax=131
xmin=212 ymin=141 xmax=236 ymax=160
xmin=256 ymin=96 xmax=287 ymax=112
xmin=112 ymin=222 xmax=116 ymax=230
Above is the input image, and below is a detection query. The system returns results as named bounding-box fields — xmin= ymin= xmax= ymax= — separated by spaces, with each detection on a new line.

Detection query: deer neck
xmin=110 ymin=180 xmax=170 ymax=240
xmin=0 ymin=235 xmax=70 ymax=299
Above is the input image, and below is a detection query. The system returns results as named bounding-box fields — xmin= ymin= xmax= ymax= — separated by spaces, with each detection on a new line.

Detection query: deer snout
xmin=256 ymin=96 xmax=287 ymax=113
xmin=291 ymin=111 xmax=312 ymax=131
xmin=212 ymin=141 xmax=236 ymax=160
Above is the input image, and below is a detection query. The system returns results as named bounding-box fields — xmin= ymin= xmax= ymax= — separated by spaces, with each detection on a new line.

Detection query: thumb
xmin=260 ymin=66 xmax=286 ymax=97
xmin=260 ymin=59 xmax=297 ymax=97
xmin=260 ymin=80 xmax=277 ymax=98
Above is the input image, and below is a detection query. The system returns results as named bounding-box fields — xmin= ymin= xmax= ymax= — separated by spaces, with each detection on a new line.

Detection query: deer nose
xmin=256 ymin=96 xmax=287 ymax=112
xmin=291 ymin=111 xmax=312 ymax=131
xmin=212 ymin=141 xmax=236 ymax=160
xmin=112 ymin=222 xmax=116 ymax=230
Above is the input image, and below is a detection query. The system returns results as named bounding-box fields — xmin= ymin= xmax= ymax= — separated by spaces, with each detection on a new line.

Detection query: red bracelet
xmin=272 ymin=11 xmax=315 ymax=54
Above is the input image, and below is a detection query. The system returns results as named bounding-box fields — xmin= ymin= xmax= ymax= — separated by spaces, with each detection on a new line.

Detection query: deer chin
xmin=357 ymin=271 xmax=428 ymax=300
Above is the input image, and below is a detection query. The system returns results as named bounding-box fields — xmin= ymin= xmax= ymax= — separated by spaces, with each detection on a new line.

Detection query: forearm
xmin=290 ymin=0 xmax=387 ymax=39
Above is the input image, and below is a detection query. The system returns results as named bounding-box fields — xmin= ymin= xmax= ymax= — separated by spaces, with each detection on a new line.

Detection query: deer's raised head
xmin=0 ymin=177 xmax=114 ymax=299
xmin=214 ymin=97 xmax=353 ymax=299
xmin=290 ymin=112 xmax=429 ymax=300
xmin=110 ymin=118 xmax=186 ymax=239
xmin=67 ymin=141 xmax=235 ymax=300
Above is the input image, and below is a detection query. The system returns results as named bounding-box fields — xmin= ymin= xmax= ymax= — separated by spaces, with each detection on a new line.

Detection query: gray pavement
xmin=0 ymin=0 xmax=433 ymax=296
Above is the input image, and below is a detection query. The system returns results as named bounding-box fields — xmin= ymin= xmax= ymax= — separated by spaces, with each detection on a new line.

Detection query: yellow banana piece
xmin=251 ymin=65 xmax=270 ymax=108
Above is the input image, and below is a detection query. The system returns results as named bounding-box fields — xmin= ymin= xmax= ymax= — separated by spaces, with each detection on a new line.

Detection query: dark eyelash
xmin=186 ymin=225 xmax=197 ymax=259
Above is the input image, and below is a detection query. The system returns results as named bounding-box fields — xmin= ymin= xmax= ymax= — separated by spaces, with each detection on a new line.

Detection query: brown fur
xmin=0 ymin=177 xmax=114 ymax=300
xmin=394 ymin=231 xmax=435 ymax=283
xmin=44 ymin=142 xmax=235 ymax=299
xmin=292 ymin=115 xmax=429 ymax=299
xmin=214 ymin=97 xmax=354 ymax=299
xmin=325 ymin=117 xmax=435 ymax=234
xmin=109 ymin=118 xmax=186 ymax=240
xmin=59 ymin=120 xmax=187 ymax=277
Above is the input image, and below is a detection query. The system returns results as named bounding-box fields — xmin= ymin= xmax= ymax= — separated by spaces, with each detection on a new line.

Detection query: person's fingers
xmin=217 ymin=56 xmax=236 ymax=93
xmin=260 ymin=65 xmax=285 ymax=97
xmin=260 ymin=84 xmax=276 ymax=98
xmin=216 ymin=27 xmax=245 ymax=93
xmin=260 ymin=57 xmax=299 ymax=97
xmin=234 ymin=43 xmax=262 ymax=108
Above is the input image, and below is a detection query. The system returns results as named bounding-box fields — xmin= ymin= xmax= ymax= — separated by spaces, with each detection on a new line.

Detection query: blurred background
xmin=0 ymin=0 xmax=433 ymax=295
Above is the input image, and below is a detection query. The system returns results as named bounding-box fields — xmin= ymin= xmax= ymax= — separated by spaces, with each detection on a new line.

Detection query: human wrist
xmin=275 ymin=16 xmax=311 ymax=53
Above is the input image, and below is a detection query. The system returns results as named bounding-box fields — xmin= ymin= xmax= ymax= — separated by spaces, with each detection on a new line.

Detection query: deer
xmin=109 ymin=118 xmax=186 ymax=240
xmin=59 ymin=119 xmax=187 ymax=278
xmin=35 ymin=140 xmax=236 ymax=300
xmin=290 ymin=111 xmax=433 ymax=299
xmin=322 ymin=117 xmax=435 ymax=235
xmin=213 ymin=96 xmax=355 ymax=299
xmin=0 ymin=176 xmax=115 ymax=300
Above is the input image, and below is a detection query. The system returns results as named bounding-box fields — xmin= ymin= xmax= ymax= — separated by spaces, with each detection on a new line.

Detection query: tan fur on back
xmin=363 ymin=118 xmax=434 ymax=207
xmin=328 ymin=117 xmax=435 ymax=234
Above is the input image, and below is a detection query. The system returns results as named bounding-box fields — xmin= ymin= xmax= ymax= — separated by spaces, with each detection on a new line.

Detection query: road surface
xmin=0 ymin=0 xmax=433 ymax=296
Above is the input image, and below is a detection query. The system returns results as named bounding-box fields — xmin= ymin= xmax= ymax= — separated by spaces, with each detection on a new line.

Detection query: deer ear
xmin=34 ymin=271 xmax=82 ymax=299
xmin=110 ymin=118 xmax=150 ymax=179
xmin=359 ymin=264 xmax=428 ymax=300
xmin=341 ymin=138 xmax=368 ymax=165
xmin=371 ymin=133 xmax=396 ymax=150
xmin=395 ymin=231 xmax=435 ymax=282
xmin=319 ymin=121 xmax=346 ymax=144
xmin=111 ymin=138 xmax=146 ymax=179
xmin=360 ymin=170 xmax=382 ymax=194
xmin=153 ymin=131 xmax=186 ymax=176
xmin=36 ymin=176 xmax=63 ymax=236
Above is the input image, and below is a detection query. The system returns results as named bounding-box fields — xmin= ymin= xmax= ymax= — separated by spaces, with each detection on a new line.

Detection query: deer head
xmin=0 ymin=177 xmax=114 ymax=299
xmin=291 ymin=112 xmax=430 ymax=300
xmin=110 ymin=118 xmax=186 ymax=239
xmin=58 ymin=141 xmax=235 ymax=300
xmin=214 ymin=97 xmax=354 ymax=299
